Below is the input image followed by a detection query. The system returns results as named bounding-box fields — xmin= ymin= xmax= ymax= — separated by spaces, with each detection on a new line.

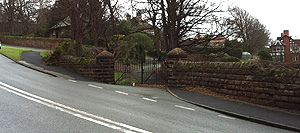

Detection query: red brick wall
xmin=59 ymin=55 xmax=114 ymax=84
xmin=0 ymin=36 xmax=71 ymax=50
xmin=167 ymin=61 xmax=300 ymax=111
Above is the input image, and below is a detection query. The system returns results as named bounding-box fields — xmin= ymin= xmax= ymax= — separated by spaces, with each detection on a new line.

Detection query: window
xmin=293 ymin=56 xmax=298 ymax=62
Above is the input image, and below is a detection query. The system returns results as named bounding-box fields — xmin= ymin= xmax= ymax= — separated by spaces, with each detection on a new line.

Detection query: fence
xmin=114 ymin=60 xmax=167 ymax=85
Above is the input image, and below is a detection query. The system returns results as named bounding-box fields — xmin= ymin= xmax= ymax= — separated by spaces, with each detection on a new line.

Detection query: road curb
xmin=166 ymin=88 xmax=300 ymax=132
xmin=0 ymin=53 xmax=74 ymax=80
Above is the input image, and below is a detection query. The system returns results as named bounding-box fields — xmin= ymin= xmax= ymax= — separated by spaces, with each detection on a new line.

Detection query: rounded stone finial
xmin=97 ymin=50 xmax=114 ymax=58
xmin=167 ymin=48 xmax=187 ymax=58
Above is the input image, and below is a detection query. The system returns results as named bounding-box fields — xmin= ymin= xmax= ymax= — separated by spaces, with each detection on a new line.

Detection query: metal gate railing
xmin=114 ymin=60 xmax=166 ymax=85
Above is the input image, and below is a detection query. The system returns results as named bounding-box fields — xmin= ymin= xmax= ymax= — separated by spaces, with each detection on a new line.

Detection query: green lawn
xmin=0 ymin=46 xmax=31 ymax=60
xmin=40 ymin=51 xmax=52 ymax=58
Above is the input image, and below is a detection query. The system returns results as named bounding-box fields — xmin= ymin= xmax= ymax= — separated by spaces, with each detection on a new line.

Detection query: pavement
xmin=2 ymin=44 xmax=300 ymax=132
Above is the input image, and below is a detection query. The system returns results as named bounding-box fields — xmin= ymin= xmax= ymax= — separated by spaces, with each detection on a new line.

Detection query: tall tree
xmin=49 ymin=0 xmax=119 ymax=57
xmin=0 ymin=0 xmax=41 ymax=34
xmin=138 ymin=0 xmax=224 ymax=52
xmin=228 ymin=6 xmax=270 ymax=53
xmin=0 ymin=0 xmax=54 ymax=34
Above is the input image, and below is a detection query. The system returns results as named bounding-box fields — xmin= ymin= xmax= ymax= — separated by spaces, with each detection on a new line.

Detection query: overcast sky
xmin=228 ymin=0 xmax=300 ymax=40
xmin=122 ymin=0 xmax=299 ymax=40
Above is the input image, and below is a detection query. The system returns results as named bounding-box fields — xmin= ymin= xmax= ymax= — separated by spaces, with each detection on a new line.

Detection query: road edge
xmin=166 ymin=88 xmax=300 ymax=132
xmin=0 ymin=52 xmax=74 ymax=80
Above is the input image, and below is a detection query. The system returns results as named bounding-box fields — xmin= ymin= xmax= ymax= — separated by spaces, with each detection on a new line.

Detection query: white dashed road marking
xmin=142 ymin=97 xmax=157 ymax=102
xmin=115 ymin=91 xmax=129 ymax=95
xmin=88 ymin=84 xmax=103 ymax=89
xmin=175 ymin=105 xmax=195 ymax=111
xmin=68 ymin=79 xmax=77 ymax=83
xmin=218 ymin=115 xmax=236 ymax=120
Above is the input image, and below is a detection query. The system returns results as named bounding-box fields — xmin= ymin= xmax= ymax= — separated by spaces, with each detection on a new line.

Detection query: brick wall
xmin=0 ymin=36 xmax=71 ymax=50
xmin=168 ymin=61 xmax=300 ymax=111
xmin=59 ymin=51 xmax=114 ymax=84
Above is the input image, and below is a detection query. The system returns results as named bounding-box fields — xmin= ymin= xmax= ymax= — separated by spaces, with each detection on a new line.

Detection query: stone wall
xmin=59 ymin=51 xmax=114 ymax=84
xmin=167 ymin=48 xmax=300 ymax=111
xmin=0 ymin=36 xmax=71 ymax=50
xmin=168 ymin=61 xmax=300 ymax=111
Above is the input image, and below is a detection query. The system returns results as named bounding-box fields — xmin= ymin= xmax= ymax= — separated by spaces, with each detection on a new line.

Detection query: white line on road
xmin=218 ymin=115 xmax=236 ymax=120
xmin=0 ymin=81 xmax=152 ymax=133
xmin=115 ymin=91 xmax=129 ymax=95
xmin=175 ymin=105 xmax=195 ymax=111
xmin=68 ymin=79 xmax=77 ymax=83
xmin=142 ymin=97 xmax=157 ymax=102
xmin=88 ymin=84 xmax=103 ymax=89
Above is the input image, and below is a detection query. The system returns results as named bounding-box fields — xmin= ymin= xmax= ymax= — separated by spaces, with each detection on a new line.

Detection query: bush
xmin=227 ymin=48 xmax=243 ymax=59
xmin=14 ymin=32 xmax=24 ymax=36
xmin=258 ymin=50 xmax=272 ymax=61
xmin=34 ymin=28 xmax=49 ymax=37
xmin=43 ymin=42 xmax=75 ymax=65
xmin=294 ymin=63 xmax=300 ymax=69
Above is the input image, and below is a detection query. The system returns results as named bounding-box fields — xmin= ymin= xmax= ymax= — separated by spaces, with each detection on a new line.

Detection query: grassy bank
xmin=0 ymin=46 xmax=30 ymax=60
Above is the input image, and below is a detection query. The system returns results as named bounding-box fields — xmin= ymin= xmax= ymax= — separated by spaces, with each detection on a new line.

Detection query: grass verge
xmin=40 ymin=51 xmax=51 ymax=58
xmin=0 ymin=46 xmax=31 ymax=60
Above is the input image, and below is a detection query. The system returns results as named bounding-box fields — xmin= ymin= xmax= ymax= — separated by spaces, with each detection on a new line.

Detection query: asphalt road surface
xmin=0 ymin=54 xmax=295 ymax=133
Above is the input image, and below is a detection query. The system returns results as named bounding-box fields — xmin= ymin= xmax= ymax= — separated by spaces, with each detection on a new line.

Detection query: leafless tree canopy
xmin=49 ymin=0 xmax=119 ymax=57
xmin=135 ymin=0 xmax=224 ymax=52
xmin=228 ymin=6 xmax=270 ymax=54
xmin=0 ymin=0 xmax=53 ymax=34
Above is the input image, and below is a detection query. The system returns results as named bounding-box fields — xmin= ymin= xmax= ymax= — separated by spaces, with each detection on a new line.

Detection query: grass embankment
xmin=40 ymin=51 xmax=51 ymax=58
xmin=0 ymin=46 xmax=30 ymax=60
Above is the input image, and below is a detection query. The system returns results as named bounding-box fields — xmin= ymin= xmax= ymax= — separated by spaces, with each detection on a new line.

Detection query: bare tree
xmin=0 ymin=0 xmax=38 ymax=34
xmin=228 ymin=6 xmax=270 ymax=53
xmin=137 ymin=0 xmax=224 ymax=52
xmin=49 ymin=0 xmax=119 ymax=57
xmin=0 ymin=0 xmax=54 ymax=34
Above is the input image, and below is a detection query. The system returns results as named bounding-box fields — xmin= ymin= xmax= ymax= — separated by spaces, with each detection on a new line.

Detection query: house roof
xmin=209 ymin=36 xmax=226 ymax=43
xmin=50 ymin=16 xmax=71 ymax=30
xmin=272 ymin=40 xmax=285 ymax=46
xmin=194 ymin=34 xmax=226 ymax=43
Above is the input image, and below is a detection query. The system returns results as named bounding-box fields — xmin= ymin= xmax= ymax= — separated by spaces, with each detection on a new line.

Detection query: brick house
xmin=48 ymin=17 xmax=71 ymax=38
xmin=270 ymin=30 xmax=300 ymax=63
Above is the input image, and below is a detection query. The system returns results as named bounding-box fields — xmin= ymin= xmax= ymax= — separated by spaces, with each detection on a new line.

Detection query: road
xmin=0 ymin=54 xmax=295 ymax=133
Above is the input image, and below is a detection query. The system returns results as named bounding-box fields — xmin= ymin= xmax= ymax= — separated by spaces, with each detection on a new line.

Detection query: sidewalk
xmin=3 ymin=44 xmax=300 ymax=132
xmin=2 ymin=44 xmax=89 ymax=81
xmin=167 ymin=88 xmax=300 ymax=132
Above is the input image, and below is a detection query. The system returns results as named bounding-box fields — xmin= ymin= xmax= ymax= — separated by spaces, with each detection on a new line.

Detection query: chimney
xmin=283 ymin=30 xmax=292 ymax=63
xmin=284 ymin=30 xmax=289 ymax=36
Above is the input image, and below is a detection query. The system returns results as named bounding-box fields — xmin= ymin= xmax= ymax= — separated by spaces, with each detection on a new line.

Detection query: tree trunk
xmin=69 ymin=0 xmax=83 ymax=57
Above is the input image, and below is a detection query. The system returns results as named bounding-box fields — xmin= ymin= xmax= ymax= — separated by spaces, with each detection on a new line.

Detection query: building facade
xmin=270 ymin=30 xmax=300 ymax=63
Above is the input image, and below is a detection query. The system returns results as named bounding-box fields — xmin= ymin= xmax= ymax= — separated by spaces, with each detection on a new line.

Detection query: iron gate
xmin=114 ymin=60 xmax=166 ymax=85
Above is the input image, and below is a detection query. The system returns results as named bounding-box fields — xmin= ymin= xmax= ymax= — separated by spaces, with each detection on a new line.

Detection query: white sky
xmin=121 ymin=0 xmax=300 ymax=40
xmin=228 ymin=0 xmax=300 ymax=40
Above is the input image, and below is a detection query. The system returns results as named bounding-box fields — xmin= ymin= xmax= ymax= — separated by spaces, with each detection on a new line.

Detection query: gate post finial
xmin=167 ymin=48 xmax=188 ymax=88
xmin=96 ymin=50 xmax=115 ymax=84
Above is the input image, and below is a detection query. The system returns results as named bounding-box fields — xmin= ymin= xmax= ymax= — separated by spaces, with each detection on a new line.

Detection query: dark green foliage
xmin=224 ymin=39 xmax=243 ymax=48
xmin=294 ymin=63 xmax=300 ymax=69
xmin=258 ymin=50 xmax=273 ymax=61
xmin=117 ymin=33 xmax=154 ymax=62
xmin=224 ymin=40 xmax=243 ymax=59
xmin=2 ymin=32 xmax=11 ymax=36
xmin=14 ymin=33 xmax=24 ymax=36
xmin=114 ymin=20 xmax=135 ymax=35
xmin=43 ymin=42 xmax=75 ymax=65
xmin=227 ymin=48 xmax=243 ymax=59
xmin=161 ymin=51 xmax=167 ymax=61
xmin=34 ymin=28 xmax=49 ymax=37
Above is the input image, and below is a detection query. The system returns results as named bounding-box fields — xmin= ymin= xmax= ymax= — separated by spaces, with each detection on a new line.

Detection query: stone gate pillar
xmin=167 ymin=48 xmax=188 ymax=88
xmin=96 ymin=50 xmax=115 ymax=84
